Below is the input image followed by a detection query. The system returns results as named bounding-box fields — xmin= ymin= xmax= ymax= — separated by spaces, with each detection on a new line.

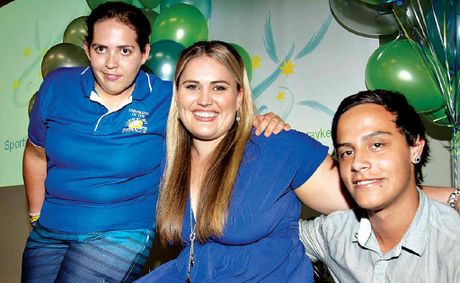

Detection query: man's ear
xmin=410 ymin=136 xmax=425 ymax=163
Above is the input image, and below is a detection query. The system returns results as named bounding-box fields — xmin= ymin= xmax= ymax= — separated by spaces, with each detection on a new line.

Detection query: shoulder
xmin=301 ymin=209 xmax=360 ymax=241
xmin=37 ymin=67 xmax=86 ymax=104
xmin=250 ymin=129 xmax=327 ymax=151
xmin=44 ymin=66 xmax=87 ymax=83
xmin=146 ymin=72 xmax=173 ymax=94
xmin=427 ymin=198 xmax=460 ymax=242
xmin=246 ymin=130 xmax=329 ymax=179
xmin=323 ymin=209 xmax=361 ymax=229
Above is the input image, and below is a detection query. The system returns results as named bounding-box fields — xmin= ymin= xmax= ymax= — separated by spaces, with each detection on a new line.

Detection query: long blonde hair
xmin=156 ymin=41 xmax=256 ymax=245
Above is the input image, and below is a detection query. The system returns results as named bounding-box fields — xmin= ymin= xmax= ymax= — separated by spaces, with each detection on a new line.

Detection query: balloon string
xmin=391 ymin=4 xmax=450 ymax=113
xmin=392 ymin=0 xmax=458 ymax=186
xmin=453 ymin=125 xmax=459 ymax=188
xmin=430 ymin=0 xmax=451 ymax=74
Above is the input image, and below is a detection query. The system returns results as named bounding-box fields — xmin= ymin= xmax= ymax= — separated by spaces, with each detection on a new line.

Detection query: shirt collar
xmin=398 ymin=188 xmax=429 ymax=256
xmin=352 ymin=188 xmax=429 ymax=256
xmin=80 ymin=67 xmax=153 ymax=101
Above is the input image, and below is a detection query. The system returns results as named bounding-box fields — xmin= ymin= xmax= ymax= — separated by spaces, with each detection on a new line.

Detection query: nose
xmin=105 ymin=51 xmax=118 ymax=69
xmin=197 ymin=88 xmax=212 ymax=107
xmin=351 ymin=150 xmax=371 ymax=172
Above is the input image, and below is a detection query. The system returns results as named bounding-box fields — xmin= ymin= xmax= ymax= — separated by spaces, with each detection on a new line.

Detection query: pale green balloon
xmin=329 ymin=0 xmax=398 ymax=37
xmin=63 ymin=16 xmax=88 ymax=49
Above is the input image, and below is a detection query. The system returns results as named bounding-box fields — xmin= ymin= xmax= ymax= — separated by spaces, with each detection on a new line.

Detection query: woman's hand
xmin=253 ymin=112 xmax=290 ymax=137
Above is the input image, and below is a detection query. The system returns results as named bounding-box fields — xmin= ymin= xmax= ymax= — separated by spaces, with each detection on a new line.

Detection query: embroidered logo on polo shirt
xmin=122 ymin=108 xmax=149 ymax=133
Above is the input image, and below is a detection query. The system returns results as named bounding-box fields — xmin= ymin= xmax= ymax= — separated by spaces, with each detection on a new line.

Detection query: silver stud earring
xmin=413 ymin=156 xmax=421 ymax=164
xmin=236 ymin=112 xmax=240 ymax=122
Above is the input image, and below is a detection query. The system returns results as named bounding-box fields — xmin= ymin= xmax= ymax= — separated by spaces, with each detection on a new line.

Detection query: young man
xmin=299 ymin=90 xmax=460 ymax=282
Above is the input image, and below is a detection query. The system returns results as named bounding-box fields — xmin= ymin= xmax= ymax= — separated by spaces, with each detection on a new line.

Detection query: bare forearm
xmin=422 ymin=185 xmax=460 ymax=213
xmin=23 ymin=141 xmax=47 ymax=214
xmin=422 ymin=185 xmax=454 ymax=203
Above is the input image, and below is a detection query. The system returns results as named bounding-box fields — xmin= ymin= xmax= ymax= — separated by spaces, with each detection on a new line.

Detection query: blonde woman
xmin=136 ymin=40 xmax=351 ymax=282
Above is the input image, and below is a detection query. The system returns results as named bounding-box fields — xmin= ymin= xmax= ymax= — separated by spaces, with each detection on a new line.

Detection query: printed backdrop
xmin=0 ymin=0 xmax=449 ymax=187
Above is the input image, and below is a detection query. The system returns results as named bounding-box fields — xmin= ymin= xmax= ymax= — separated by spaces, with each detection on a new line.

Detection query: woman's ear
xmin=236 ymin=88 xmax=243 ymax=111
xmin=141 ymin=43 xmax=151 ymax=65
xmin=83 ymin=41 xmax=91 ymax=60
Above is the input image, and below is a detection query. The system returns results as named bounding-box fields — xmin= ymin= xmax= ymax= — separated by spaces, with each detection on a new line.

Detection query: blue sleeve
xmin=290 ymin=131 xmax=329 ymax=189
xmin=150 ymin=74 xmax=173 ymax=132
xmin=28 ymin=72 xmax=56 ymax=148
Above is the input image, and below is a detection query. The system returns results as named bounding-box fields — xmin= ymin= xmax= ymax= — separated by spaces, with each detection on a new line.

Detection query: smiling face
xmin=335 ymin=103 xmax=424 ymax=212
xmin=176 ymin=56 xmax=243 ymax=145
xmin=84 ymin=18 xmax=149 ymax=99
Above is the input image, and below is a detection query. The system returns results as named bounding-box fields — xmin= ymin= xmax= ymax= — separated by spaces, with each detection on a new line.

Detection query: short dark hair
xmin=331 ymin=89 xmax=429 ymax=184
xmin=85 ymin=1 xmax=151 ymax=52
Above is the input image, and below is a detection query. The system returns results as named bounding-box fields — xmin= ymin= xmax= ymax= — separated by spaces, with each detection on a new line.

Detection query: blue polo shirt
xmin=28 ymin=67 xmax=172 ymax=233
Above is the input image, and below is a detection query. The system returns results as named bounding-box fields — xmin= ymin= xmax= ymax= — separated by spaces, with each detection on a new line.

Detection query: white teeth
xmin=194 ymin=111 xmax=217 ymax=118
xmin=356 ymin=180 xmax=377 ymax=186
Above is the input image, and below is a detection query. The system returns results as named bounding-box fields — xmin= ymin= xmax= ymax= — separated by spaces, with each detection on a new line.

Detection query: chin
xmin=353 ymin=195 xmax=382 ymax=210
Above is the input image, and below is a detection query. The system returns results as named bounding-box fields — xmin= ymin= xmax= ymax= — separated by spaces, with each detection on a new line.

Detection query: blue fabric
xmin=28 ymin=67 xmax=172 ymax=233
xmin=136 ymin=130 xmax=329 ymax=282
xmin=22 ymin=222 xmax=153 ymax=283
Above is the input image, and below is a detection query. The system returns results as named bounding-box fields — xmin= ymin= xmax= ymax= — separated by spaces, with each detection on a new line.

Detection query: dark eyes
xmin=338 ymin=143 xmax=384 ymax=158
xmin=339 ymin=150 xmax=353 ymax=159
xmin=93 ymin=46 xmax=132 ymax=55
xmin=371 ymin=143 xmax=383 ymax=149
xmin=184 ymin=84 xmax=198 ymax=90
xmin=213 ymin=85 xmax=227 ymax=91
xmin=121 ymin=48 xmax=131 ymax=55
xmin=95 ymin=46 xmax=105 ymax=53
xmin=183 ymin=84 xmax=227 ymax=91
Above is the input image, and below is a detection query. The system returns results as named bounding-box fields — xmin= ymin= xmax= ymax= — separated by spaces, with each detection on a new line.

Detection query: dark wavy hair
xmin=331 ymin=89 xmax=429 ymax=184
xmin=85 ymin=1 xmax=151 ymax=52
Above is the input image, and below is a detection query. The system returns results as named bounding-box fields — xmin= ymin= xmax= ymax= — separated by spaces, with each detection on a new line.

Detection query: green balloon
xmin=139 ymin=0 xmax=162 ymax=9
xmin=86 ymin=0 xmax=133 ymax=10
xmin=41 ymin=43 xmax=90 ymax=78
xmin=422 ymin=107 xmax=452 ymax=127
xmin=151 ymin=3 xmax=208 ymax=47
xmin=63 ymin=16 xmax=88 ymax=49
xmin=230 ymin=43 xmax=253 ymax=82
xmin=145 ymin=40 xmax=185 ymax=81
xmin=330 ymin=0 xmax=398 ymax=37
xmin=142 ymin=8 xmax=159 ymax=30
xmin=28 ymin=92 xmax=37 ymax=117
xmin=365 ymin=39 xmax=445 ymax=113
xmin=160 ymin=0 xmax=212 ymax=20
xmin=359 ymin=0 xmax=386 ymax=5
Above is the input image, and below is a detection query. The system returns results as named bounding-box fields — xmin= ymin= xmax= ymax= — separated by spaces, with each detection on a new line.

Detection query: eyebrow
xmin=336 ymin=131 xmax=392 ymax=148
xmin=181 ymin=80 xmax=231 ymax=85
xmin=91 ymin=43 xmax=135 ymax=49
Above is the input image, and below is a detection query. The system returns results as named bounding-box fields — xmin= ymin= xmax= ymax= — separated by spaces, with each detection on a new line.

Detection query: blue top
xmin=136 ymin=130 xmax=329 ymax=282
xmin=299 ymin=189 xmax=460 ymax=282
xmin=28 ymin=67 xmax=172 ymax=233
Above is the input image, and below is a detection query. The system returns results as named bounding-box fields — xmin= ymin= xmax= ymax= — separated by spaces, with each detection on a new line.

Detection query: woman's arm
xmin=422 ymin=186 xmax=460 ymax=213
xmin=294 ymin=155 xmax=352 ymax=214
xmin=23 ymin=140 xmax=47 ymax=216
